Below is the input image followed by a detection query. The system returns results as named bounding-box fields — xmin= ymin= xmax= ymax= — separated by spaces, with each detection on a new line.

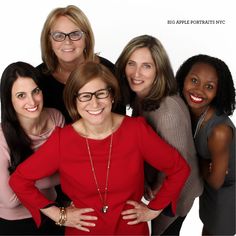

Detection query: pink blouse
xmin=0 ymin=108 xmax=64 ymax=220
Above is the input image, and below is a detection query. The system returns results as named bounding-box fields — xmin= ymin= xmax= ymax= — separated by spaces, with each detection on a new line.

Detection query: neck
xmin=55 ymin=59 xmax=85 ymax=84
xmin=58 ymin=57 xmax=85 ymax=73
xmin=190 ymin=106 xmax=210 ymax=122
xmin=82 ymin=115 xmax=114 ymax=139
xmin=20 ymin=112 xmax=46 ymax=136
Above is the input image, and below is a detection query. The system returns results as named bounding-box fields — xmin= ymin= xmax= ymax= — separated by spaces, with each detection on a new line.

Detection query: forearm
xmin=40 ymin=205 xmax=62 ymax=224
xmin=35 ymin=173 xmax=60 ymax=189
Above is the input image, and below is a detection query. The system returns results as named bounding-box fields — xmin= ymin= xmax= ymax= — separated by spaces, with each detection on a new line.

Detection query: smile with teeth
xmin=87 ymin=109 xmax=103 ymax=115
xmin=62 ymin=48 xmax=74 ymax=52
xmin=26 ymin=106 xmax=38 ymax=112
xmin=189 ymin=94 xmax=204 ymax=103
xmin=131 ymin=78 xmax=143 ymax=85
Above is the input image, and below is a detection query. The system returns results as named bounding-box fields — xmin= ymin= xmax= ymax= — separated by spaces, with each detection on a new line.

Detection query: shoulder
xmin=44 ymin=108 xmax=65 ymax=127
xmin=0 ymin=125 xmax=10 ymax=159
xmin=160 ymin=95 xmax=189 ymax=115
xmin=209 ymin=122 xmax=234 ymax=143
xmin=36 ymin=63 xmax=48 ymax=75
xmin=98 ymin=55 xmax=115 ymax=74
xmin=151 ymin=95 xmax=191 ymax=124
xmin=123 ymin=115 xmax=151 ymax=131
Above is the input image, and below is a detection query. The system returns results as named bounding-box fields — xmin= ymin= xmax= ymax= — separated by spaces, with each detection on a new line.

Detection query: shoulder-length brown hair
xmin=41 ymin=5 xmax=95 ymax=73
xmin=64 ymin=61 xmax=120 ymax=121
xmin=116 ymin=34 xmax=177 ymax=111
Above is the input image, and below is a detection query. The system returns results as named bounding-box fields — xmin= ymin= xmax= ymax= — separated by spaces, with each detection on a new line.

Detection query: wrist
xmin=55 ymin=207 xmax=67 ymax=226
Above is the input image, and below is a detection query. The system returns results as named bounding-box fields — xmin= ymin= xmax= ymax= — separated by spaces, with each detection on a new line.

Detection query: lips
xmin=131 ymin=78 xmax=143 ymax=85
xmin=189 ymin=93 xmax=204 ymax=104
xmin=87 ymin=108 xmax=103 ymax=115
xmin=26 ymin=106 xmax=38 ymax=112
xmin=62 ymin=48 xmax=74 ymax=52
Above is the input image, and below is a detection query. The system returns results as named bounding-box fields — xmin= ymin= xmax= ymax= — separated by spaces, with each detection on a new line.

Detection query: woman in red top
xmin=10 ymin=61 xmax=190 ymax=235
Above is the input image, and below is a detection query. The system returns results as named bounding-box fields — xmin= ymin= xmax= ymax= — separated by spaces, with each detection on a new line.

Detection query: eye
xmin=191 ymin=77 xmax=198 ymax=84
xmin=142 ymin=63 xmax=152 ymax=69
xmin=69 ymin=31 xmax=83 ymax=40
xmin=205 ymin=84 xmax=214 ymax=90
xmin=126 ymin=61 xmax=135 ymax=66
xmin=96 ymin=90 xmax=108 ymax=98
xmin=16 ymin=93 xmax=26 ymax=99
xmin=79 ymin=93 xmax=91 ymax=101
xmin=32 ymin=87 xmax=41 ymax=95
xmin=51 ymin=32 xmax=65 ymax=41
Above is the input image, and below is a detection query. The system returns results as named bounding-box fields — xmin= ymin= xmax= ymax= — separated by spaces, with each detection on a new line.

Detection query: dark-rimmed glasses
xmin=76 ymin=88 xmax=111 ymax=102
xmin=50 ymin=30 xmax=84 ymax=42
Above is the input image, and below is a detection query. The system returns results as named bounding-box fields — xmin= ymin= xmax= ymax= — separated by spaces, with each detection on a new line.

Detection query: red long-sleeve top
xmin=10 ymin=116 xmax=190 ymax=235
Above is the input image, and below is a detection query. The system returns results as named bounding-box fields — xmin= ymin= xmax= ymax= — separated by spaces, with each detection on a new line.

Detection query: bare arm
xmin=202 ymin=124 xmax=233 ymax=190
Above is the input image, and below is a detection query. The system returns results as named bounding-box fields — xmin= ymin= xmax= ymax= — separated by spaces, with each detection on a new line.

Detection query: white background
xmin=0 ymin=0 xmax=235 ymax=235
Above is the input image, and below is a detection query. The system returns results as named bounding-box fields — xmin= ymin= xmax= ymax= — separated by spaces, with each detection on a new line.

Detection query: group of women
xmin=0 ymin=4 xmax=235 ymax=236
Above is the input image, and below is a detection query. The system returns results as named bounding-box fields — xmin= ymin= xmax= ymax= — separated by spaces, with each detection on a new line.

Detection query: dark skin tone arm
xmin=201 ymin=124 xmax=233 ymax=190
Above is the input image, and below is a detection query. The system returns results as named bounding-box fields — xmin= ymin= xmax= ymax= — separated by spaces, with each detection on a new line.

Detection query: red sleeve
xmin=9 ymin=127 xmax=61 ymax=227
xmin=136 ymin=117 xmax=190 ymax=214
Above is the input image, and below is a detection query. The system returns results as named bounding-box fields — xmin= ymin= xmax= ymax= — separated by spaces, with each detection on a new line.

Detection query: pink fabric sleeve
xmin=0 ymin=129 xmax=22 ymax=208
xmin=9 ymin=128 xmax=62 ymax=227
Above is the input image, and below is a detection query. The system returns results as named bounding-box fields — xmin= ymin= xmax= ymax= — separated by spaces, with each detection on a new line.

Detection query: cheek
xmin=12 ymin=100 xmax=23 ymax=113
xmin=125 ymin=66 xmax=131 ymax=77
xmin=51 ymin=41 xmax=61 ymax=52
xmin=35 ymin=94 xmax=44 ymax=103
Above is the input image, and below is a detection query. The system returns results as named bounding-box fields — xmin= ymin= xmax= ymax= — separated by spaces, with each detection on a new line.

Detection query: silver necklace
xmin=85 ymin=133 xmax=113 ymax=213
xmin=194 ymin=106 xmax=209 ymax=138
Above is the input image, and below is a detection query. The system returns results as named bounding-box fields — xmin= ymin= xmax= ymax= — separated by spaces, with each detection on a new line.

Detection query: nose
xmin=27 ymin=95 xmax=36 ymax=106
xmin=134 ymin=66 xmax=142 ymax=77
xmin=64 ymin=35 xmax=72 ymax=44
xmin=90 ymin=95 xmax=99 ymax=107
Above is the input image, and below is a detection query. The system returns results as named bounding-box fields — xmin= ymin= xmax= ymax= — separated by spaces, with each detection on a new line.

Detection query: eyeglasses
xmin=76 ymin=88 xmax=111 ymax=102
xmin=50 ymin=30 xmax=84 ymax=42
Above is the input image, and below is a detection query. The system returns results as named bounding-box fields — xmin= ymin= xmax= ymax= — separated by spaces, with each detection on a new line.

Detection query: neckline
xmin=193 ymin=106 xmax=210 ymax=138
xmin=70 ymin=115 xmax=127 ymax=141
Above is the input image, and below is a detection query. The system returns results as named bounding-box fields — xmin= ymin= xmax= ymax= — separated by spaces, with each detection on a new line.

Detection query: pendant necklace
xmin=194 ymin=106 xmax=209 ymax=138
xmin=85 ymin=132 xmax=113 ymax=213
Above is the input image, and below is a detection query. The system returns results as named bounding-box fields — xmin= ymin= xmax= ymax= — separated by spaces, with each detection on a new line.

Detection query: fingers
xmin=75 ymin=219 xmax=96 ymax=232
xmin=122 ymin=212 xmax=140 ymax=225
xmin=125 ymin=200 xmax=139 ymax=207
xmin=66 ymin=207 xmax=98 ymax=231
xmin=121 ymin=201 xmax=140 ymax=225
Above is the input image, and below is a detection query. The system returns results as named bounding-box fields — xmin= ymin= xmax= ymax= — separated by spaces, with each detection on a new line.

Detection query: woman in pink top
xmin=0 ymin=62 xmax=65 ymax=235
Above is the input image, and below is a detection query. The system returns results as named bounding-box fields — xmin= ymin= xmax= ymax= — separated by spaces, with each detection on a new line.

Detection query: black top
xmin=37 ymin=56 xmax=125 ymax=124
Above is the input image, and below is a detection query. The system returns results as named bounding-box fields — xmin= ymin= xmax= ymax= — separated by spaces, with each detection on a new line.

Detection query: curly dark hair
xmin=176 ymin=54 xmax=235 ymax=115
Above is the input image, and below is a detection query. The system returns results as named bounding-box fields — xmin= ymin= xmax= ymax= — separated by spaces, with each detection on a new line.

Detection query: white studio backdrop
xmin=0 ymin=1 xmax=235 ymax=235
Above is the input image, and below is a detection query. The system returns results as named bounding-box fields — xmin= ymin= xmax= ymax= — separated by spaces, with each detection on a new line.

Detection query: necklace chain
xmin=194 ymin=106 xmax=209 ymax=138
xmin=85 ymin=133 xmax=113 ymax=213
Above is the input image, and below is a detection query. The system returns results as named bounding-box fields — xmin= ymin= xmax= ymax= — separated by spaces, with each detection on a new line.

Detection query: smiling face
xmin=11 ymin=77 xmax=43 ymax=121
xmin=50 ymin=16 xmax=86 ymax=65
xmin=183 ymin=62 xmax=218 ymax=115
xmin=76 ymin=78 xmax=113 ymax=126
xmin=125 ymin=47 xmax=157 ymax=98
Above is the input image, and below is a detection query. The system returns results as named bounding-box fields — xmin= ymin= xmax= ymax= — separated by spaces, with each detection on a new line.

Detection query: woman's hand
xmin=64 ymin=205 xmax=98 ymax=232
xmin=41 ymin=205 xmax=98 ymax=232
xmin=121 ymin=200 xmax=162 ymax=225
